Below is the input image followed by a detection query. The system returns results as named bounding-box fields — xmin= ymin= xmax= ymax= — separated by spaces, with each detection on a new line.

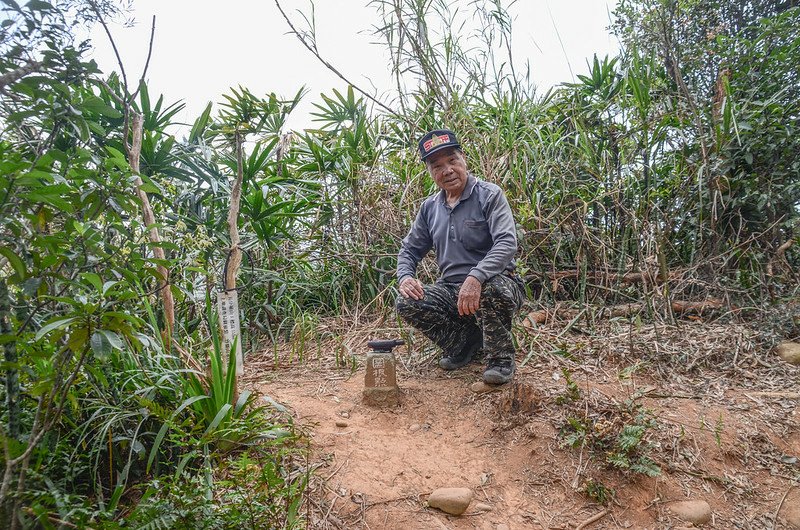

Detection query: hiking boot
xmin=483 ymin=359 xmax=515 ymax=385
xmin=470 ymin=347 xmax=486 ymax=364
xmin=439 ymin=330 xmax=482 ymax=371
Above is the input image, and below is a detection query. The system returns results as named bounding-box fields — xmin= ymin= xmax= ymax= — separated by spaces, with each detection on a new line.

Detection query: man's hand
xmin=399 ymin=277 xmax=424 ymax=300
xmin=458 ymin=276 xmax=482 ymax=316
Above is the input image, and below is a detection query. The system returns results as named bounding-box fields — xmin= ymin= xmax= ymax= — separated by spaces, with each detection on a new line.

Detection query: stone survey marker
xmin=363 ymin=339 xmax=403 ymax=406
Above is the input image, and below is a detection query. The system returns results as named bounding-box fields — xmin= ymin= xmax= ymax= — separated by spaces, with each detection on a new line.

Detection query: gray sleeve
xmin=468 ymin=189 xmax=517 ymax=283
xmin=397 ymin=203 xmax=433 ymax=282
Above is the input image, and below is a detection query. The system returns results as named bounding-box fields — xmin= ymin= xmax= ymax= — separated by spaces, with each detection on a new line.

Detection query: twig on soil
xmin=323 ymin=453 xmax=351 ymax=481
xmin=366 ymin=492 xmax=426 ymax=508
xmin=748 ymin=391 xmax=800 ymax=399
xmin=574 ymin=509 xmax=609 ymax=530
xmin=479 ymin=482 xmax=492 ymax=503
xmin=307 ymin=495 xmax=345 ymax=530
xmin=667 ymin=464 xmax=733 ymax=486
xmin=646 ymin=392 xmax=699 ymax=399
xmin=773 ymin=485 xmax=794 ymax=528
xmin=323 ymin=496 xmax=337 ymax=527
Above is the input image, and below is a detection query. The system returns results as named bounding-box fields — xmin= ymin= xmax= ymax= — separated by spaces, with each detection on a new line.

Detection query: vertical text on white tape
xmin=217 ymin=289 xmax=244 ymax=376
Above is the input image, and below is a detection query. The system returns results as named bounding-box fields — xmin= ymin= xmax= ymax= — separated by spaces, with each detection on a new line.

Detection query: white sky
xmin=88 ymin=1 xmax=619 ymax=131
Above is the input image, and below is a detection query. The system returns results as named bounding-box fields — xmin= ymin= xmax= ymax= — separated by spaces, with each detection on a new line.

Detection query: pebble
xmin=409 ymin=423 xmax=421 ymax=432
xmin=470 ymin=381 xmax=505 ymax=394
xmin=777 ymin=342 xmax=800 ymax=365
xmin=668 ymin=500 xmax=712 ymax=525
xmin=335 ymin=420 xmax=349 ymax=428
xmin=340 ymin=411 xmax=350 ymax=418
xmin=427 ymin=487 xmax=473 ymax=515
xmin=496 ymin=525 xmax=510 ymax=530
xmin=474 ymin=502 xmax=492 ymax=512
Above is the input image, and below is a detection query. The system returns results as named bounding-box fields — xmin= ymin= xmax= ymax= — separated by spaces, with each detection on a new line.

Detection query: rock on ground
xmin=471 ymin=381 xmax=504 ymax=393
xmin=427 ymin=487 xmax=473 ymax=515
xmin=668 ymin=500 xmax=712 ymax=525
xmin=776 ymin=342 xmax=800 ymax=365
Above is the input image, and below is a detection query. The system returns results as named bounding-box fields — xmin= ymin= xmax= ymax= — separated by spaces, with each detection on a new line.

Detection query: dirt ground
xmin=247 ymin=317 xmax=800 ymax=530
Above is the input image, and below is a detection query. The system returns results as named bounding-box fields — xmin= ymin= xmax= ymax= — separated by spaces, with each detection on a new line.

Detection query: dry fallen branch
xmin=670 ymin=298 xmax=724 ymax=315
xmin=773 ymin=485 xmax=794 ymax=528
xmin=747 ymin=392 xmax=800 ymax=399
xmin=523 ymin=298 xmax=726 ymax=328
xmin=575 ymin=509 xmax=609 ymax=529
xmin=523 ymin=303 xmax=646 ymax=327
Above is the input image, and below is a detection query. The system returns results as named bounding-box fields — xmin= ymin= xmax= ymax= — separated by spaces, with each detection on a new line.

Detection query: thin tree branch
xmin=0 ymin=61 xmax=43 ymax=90
xmin=89 ymin=0 xmax=128 ymax=93
xmin=89 ymin=0 xmax=131 ymax=150
xmin=273 ymin=0 xmax=399 ymax=119
xmin=128 ymin=15 xmax=156 ymax=104
xmin=93 ymin=78 xmax=126 ymax=106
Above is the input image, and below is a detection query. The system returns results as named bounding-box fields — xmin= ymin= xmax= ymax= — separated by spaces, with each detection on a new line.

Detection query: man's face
xmin=425 ymin=147 xmax=468 ymax=197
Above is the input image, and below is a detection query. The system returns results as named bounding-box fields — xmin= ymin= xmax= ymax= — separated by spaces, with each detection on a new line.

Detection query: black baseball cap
xmin=418 ymin=129 xmax=461 ymax=161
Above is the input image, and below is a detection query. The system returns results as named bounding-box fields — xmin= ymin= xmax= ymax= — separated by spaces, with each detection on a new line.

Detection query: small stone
xmin=777 ymin=342 xmax=800 ymax=366
xmin=341 ymin=411 xmax=350 ymax=418
xmin=471 ymin=381 xmax=504 ymax=394
xmin=427 ymin=487 xmax=473 ymax=515
xmin=335 ymin=420 xmax=349 ymax=428
xmin=668 ymin=500 xmax=712 ymax=525
xmin=474 ymin=502 xmax=492 ymax=512
xmin=409 ymin=423 xmax=421 ymax=432
xmin=496 ymin=525 xmax=510 ymax=530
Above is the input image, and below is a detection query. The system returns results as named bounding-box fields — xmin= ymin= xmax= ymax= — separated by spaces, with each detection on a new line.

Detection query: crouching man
xmin=396 ymin=129 xmax=525 ymax=385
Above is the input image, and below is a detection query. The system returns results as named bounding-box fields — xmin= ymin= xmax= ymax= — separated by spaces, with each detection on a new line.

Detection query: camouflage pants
xmin=396 ymin=274 xmax=525 ymax=363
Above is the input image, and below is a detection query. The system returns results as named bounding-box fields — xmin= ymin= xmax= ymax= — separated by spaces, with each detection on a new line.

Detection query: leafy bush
xmin=560 ymin=399 xmax=662 ymax=478
xmin=126 ymin=445 xmax=307 ymax=530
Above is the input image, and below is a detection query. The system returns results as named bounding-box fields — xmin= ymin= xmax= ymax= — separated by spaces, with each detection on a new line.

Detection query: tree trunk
xmin=223 ymin=131 xmax=245 ymax=378
xmin=225 ymin=132 xmax=244 ymax=292
xmin=129 ymin=113 xmax=175 ymax=338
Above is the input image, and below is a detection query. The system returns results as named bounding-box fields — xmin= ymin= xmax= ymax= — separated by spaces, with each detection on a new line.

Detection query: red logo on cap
xmin=423 ymin=133 xmax=450 ymax=152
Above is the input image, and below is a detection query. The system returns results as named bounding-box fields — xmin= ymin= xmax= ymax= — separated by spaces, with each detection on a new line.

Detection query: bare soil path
xmin=247 ymin=319 xmax=800 ymax=530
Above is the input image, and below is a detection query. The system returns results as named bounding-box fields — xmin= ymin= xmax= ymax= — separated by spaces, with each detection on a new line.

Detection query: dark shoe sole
xmin=439 ymin=352 xmax=474 ymax=370
xmin=439 ymin=330 xmax=482 ymax=371
xmin=483 ymin=366 xmax=515 ymax=385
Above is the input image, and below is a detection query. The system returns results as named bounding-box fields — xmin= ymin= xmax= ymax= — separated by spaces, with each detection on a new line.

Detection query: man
xmin=396 ymin=129 xmax=525 ymax=385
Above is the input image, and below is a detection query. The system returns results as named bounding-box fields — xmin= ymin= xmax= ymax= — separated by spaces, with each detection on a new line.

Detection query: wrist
xmin=467 ymin=272 xmax=484 ymax=285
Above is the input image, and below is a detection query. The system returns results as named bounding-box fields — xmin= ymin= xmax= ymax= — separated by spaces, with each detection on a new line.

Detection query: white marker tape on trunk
xmin=217 ymin=289 xmax=244 ymax=376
